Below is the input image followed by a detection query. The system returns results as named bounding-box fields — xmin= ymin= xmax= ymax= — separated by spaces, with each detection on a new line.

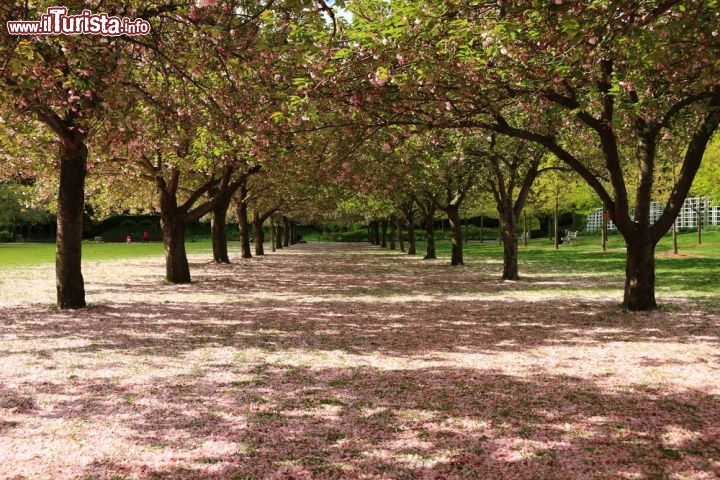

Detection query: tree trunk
xmin=283 ymin=216 xmax=290 ymax=247
xmin=161 ymin=211 xmax=191 ymax=284
xmin=447 ymin=204 xmax=463 ymax=266
xmin=623 ymin=227 xmax=657 ymax=311
xmin=253 ymin=213 xmax=265 ymax=256
xmin=290 ymin=221 xmax=297 ymax=244
xmin=554 ymin=194 xmax=560 ymax=250
xmin=547 ymin=215 xmax=552 ymax=241
xmin=389 ymin=217 xmax=396 ymax=250
xmin=423 ymin=216 xmax=437 ymax=260
xmin=270 ymin=217 xmax=276 ymax=252
xmin=396 ymin=216 xmax=405 ymax=252
xmin=380 ymin=219 xmax=388 ymax=248
xmin=499 ymin=210 xmax=519 ymax=280
xmin=480 ymin=215 xmax=485 ymax=244
xmin=275 ymin=222 xmax=283 ymax=250
xmin=407 ymin=213 xmax=416 ymax=255
xmin=237 ymin=192 xmax=252 ymax=259
xmin=373 ymin=221 xmax=381 ymax=246
xmin=55 ymin=140 xmax=87 ymax=309
xmin=601 ymin=210 xmax=608 ymax=252
xmin=211 ymin=196 xmax=231 ymax=263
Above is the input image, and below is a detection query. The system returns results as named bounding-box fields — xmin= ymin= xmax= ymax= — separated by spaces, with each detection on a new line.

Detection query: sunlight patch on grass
xmin=489 ymin=437 xmax=569 ymax=463
xmin=285 ymin=404 xmax=344 ymax=421
xmin=365 ymin=442 xmax=457 ymax=469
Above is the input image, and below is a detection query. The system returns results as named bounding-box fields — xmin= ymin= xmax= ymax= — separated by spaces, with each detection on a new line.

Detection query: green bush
xmin=320 ymin=229 xmax=368 ymax=242
xmin=0 ymin=229 xmax=14 ymax=243
xmin=463 ymin=225 xmax=499 ymax=241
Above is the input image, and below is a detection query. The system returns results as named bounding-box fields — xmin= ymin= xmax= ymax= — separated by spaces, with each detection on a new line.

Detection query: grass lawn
xmin=421 ymin=229 xmax=720 ymax=299
xmin=0 ymin=240 xmax=213 ymax=268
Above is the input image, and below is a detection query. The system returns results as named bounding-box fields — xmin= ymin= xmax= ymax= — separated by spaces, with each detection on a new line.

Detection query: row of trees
xmin=1 ymin=0 xmax=342 ymax=308
xmin=1 ymin=1 xmax=718 ymax=311
xmin=319 ymin=0 xmax=720 ymax=310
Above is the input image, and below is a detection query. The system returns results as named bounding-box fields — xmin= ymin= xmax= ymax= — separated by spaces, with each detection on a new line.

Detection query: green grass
xmin=415 ymin=230 xmax=720 ymax=296
xmin=1 ymin=230 xmax=718 ymax=297
xmin=0 ymin=241 xmax=214 ymax=268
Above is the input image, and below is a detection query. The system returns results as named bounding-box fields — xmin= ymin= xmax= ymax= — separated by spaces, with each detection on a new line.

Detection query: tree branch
xmin=652 ymin=94 xmax=720 ymax=240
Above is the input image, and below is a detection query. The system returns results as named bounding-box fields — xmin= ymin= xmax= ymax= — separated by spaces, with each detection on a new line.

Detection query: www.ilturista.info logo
xmin=7 ymin=7 xmax=150 ymax=36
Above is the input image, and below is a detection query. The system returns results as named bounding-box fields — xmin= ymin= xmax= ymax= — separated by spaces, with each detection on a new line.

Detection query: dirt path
xmin=1 ymin=242 xmax=718 ymax=479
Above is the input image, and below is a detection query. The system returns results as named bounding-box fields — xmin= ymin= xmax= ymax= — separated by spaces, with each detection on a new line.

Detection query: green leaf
xmin=561 ymin=19 xmax=581 ymax=36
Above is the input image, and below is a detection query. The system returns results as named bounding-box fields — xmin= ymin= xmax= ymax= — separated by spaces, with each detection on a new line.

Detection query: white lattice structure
xmin=586 ymin=209 xmax=613 ymax=231
xmin=586 ymin=197 xmax=719 ymax=231
xmin=711 ymin=205 xmax=720 ymax=226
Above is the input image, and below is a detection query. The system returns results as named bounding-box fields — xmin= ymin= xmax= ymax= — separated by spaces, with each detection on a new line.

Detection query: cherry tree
xmin=468 ymin=134 xmax=544 ymax=279
xmin=0 ymin=1 xmax=191 ymax=308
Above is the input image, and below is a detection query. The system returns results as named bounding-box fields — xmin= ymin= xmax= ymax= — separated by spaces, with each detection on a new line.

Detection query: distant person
xmin=126 ymin=234 xmax=133 ymax=243
xmin=143 ymin=231 xmax=150 ymax=242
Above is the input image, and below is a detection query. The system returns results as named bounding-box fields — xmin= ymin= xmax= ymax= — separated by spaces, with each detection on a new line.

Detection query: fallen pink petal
xmin=1 ymin=243 xmax=719 ymax=479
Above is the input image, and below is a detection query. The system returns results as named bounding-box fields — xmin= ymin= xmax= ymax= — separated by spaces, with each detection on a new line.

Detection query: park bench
xmin=562 ymin=230 xmax=578 ymax=245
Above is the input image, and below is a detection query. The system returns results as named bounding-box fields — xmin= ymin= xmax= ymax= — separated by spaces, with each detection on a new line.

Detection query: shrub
xmin=0 ymin=229 xmax=14 ymax=243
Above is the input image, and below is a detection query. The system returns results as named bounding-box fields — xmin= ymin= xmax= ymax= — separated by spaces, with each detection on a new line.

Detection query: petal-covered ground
xmin=1 ymin=242 xmax=718 ymax=479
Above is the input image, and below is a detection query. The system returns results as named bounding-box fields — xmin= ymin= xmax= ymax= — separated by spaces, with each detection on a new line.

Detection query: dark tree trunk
xmin=395 ymin=216 xmax=405 ymax=252
xmin=380 ymin=219 xmax=388 ymax=248
xmin=367 ymin=224 xmax=373 ymax=243
xmin=423 ymin=216 xmax=437 ymax=260
xmin=372 ymin=221 xmax=381 ymax=246
xmin=211 ymin=196 xmax=231 ymax=264
xmin=623 ymin=226 xmax=657 ymax=311
xmin=480 ymin=215 xmax=485 ymax=244
xmin=270 ymin=218 xmax=276 ymax=252
xmin=446 ymin=204 xmax=463 ymax=266
xmin=161 ymin=211 xmax=191 ymax=284
xmin=499 ymin=209 xmax=519 ymax=280
xmin=547 ymin=215 xmax=552 ymax=241
xmin=283 ymin=216 xmax=290 ymax=247
xmin=389 ymin=216 xmax=396 ymax=250
xmin=253 ymin=213 xmax=265 ymax=256
xmin=237 ymin=190 xmax=252 ymax=259
xmin=554 ymin=193 xmax=560 ymax=250
xmin=55 ymin=140 xmax=87 ymax=309
xmin=155 ymin=168 xmax=200 ymax=284
xmin=415 ymin=196 xmax=438 ymax=259
xmin=290 ymin=221 xmax=297 ymax=244
xmin=275 ymin=223 xmax=284 ymax=250
xmin=406 ymin=213 xmax=416 ymax=255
